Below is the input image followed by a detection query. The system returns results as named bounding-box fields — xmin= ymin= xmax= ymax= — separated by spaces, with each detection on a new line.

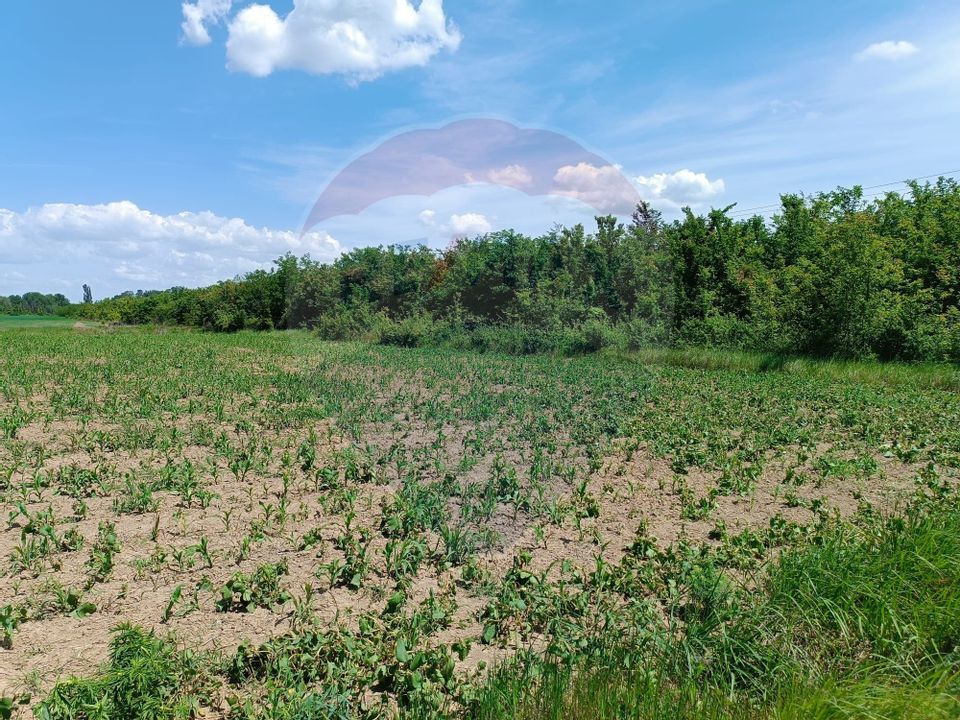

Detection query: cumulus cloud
xmin=634 ymin=169 xmax=725 ymax=208
xmin=855 ymin=40 xmax=919 ymax=61
xmin=200 ymin=0 xmax=462 ymax=79
xmin=449 ymin=213 xmax=491 ymax=237
xmin=485 ymin=164 xmax=533 ymax=189
xmin=181 ymin=0 xmax=234 ymax=45
xmin=418 ymin=209 xmax=491 ymax=238
xmin=552 ymin=163 xmax=643 ymax=214
xmin=0 ymin=201 xmax=341 ymax=296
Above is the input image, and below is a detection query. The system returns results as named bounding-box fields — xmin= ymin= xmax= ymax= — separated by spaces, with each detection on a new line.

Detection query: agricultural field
xmin=0 ymin=325 xmax=958 ymax=719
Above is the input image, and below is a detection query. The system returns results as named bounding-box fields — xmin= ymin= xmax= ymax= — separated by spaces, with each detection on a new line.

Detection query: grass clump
xmin=34 ymin=625 xmax=217 ymax=720
xmin=764 ymin=489 xmax=960 ymax=671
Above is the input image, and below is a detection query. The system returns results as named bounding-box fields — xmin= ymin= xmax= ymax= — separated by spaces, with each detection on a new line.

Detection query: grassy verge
xmin=470 ymin=481 xmax=960 ymax=720
xmin=370 ymin=316 xmax=960 ymax=391
xmin=472 ymin=662 xmax=960 ymax=720
xmin=0 ymin=316 xmax=75 ymax=329
xmin=618 ymin=346 xmax=960 ymax=392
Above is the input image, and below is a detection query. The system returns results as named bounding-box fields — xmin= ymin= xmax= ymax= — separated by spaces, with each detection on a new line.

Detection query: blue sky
xmin=1 ymin=0 xmax=958 ymax=299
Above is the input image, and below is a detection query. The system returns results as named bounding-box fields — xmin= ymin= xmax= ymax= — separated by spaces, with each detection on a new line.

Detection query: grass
xmin=0 ymin=325 xmax=957 ymax=718
xmin=0 ymin=316 xmax=75 ymax=329
xmin=767 ymin=493 xmax=960 ymax=670
xmin=33 ymin=624 xmax=219 ymax=720
xmin=472 ymin=486 xmax=960 ymax=719
xmin=620 ymin=346 xmax=960 ymax=392
xmin=474 ymin=662 xmax=960 ymax=720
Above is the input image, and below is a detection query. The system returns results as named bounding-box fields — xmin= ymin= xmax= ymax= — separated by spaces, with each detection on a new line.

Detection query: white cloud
xmin=634 ymin=169 xmax=725 ymax=208
xmin=855 ymin=40 xmax=919 ymax=62
xmin=552 ymin=163 xmax=642 ymax=214
xmin=219 ymin=0 xmax=461 ymax=79
xmin=449 ymin=212 xmax=491 ymax=237
xmin=485 ymin=164 xmax=533 ymax=189
xmin=418 ymin=208 xmax=491 ymax=238
xmin=181 ymin=0 xmax=234 ymax=45
xmin=0 ymin=201 xmax=342 ymax=296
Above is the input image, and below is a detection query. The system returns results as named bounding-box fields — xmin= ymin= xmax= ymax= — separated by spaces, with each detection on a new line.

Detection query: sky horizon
xmin=2 ymin=1 xmax=959 ymax=301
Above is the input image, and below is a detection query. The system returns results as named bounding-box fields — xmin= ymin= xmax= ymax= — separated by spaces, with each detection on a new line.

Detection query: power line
xmin=728 ymin=169 xmax=960 ymax=216
xmin=726 ymin=168 xmax=960 ymax=218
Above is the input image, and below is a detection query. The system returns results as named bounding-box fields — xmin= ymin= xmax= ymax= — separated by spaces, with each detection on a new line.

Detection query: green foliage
xmin=377 ymin=312 xmax=441 ymax=348
xmin=85 ymin=521 xmax=121 ymax=587
xmin=0 ymin=604 xmax=22 ymax=649
xmin=216 ymin=561 xmax=291 ymax=613
xmin=472 ymin=489 xmax=960 ymax=720
xmin=73 ymin=178 xmax=960 ymax=361
xmin=0 ymin=292 xmax=71 ymax=317
xmin=762 ymin=490 xmax=960 ymax=670
xmin=34 ymin=625 xmax=217 ymax=720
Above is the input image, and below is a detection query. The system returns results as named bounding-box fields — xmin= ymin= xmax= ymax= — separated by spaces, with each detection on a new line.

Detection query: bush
xmin=377 ymin=313 xmax=438 ymax=348
xmin=314 ymin=306 xmax=388 ymax=342
xmin=73 ymin=178 xmax=960 ymax=363
xmin=578 ymin=310 xmax=625 ymax=353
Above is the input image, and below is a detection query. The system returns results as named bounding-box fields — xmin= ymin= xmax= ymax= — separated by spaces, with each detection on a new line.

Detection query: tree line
xmin=71 ymin=178 xmax=960 ymax=361
xmin=1 ymin=292 xmax=72 ymax=316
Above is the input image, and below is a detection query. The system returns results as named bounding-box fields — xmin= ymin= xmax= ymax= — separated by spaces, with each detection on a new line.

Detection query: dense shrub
xmin=377 ymin=313 xmax=439 ymax=348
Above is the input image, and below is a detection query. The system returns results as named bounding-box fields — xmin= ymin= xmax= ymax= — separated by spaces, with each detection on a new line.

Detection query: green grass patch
xmin=34 ymin=625 xmax=218 ymax=720
xmin=620 ymin=346 xmax=960 ymax=392
xmin=0 ymin=315 xmax=75 ymax=329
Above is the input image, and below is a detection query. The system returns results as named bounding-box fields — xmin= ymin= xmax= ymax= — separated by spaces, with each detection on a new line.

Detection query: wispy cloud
xmin=181 ymin=0 xmax=233 ymax=45
xmin=855 ymin=40 xmax=919 ymax=61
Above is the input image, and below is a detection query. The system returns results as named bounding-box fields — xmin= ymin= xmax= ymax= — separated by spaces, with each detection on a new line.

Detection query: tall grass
xmin=775 ymin=667 xmax=960 ymax=720
xmin=765 ymin=496 xmax=960 ymax=670
xmin=470 ymin=487 xmax=960 ymax=720
xmin=620 ymin=347 xmax=960 ymax=391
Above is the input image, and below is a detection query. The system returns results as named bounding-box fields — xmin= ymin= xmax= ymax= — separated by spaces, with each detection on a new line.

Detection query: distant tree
xmin=631 ymin=201 xmax=663 ymax=235
xmin=82 ymin=284 xmax=93 ymax=304
xmin=2 ymin=292 xmax=72 ymax=316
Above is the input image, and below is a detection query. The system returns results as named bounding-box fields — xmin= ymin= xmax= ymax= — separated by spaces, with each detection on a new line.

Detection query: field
xmin=0 ymin=317 xmax=76 ymax=330
xmin=0 ymin=325 xmax=958 ymax=718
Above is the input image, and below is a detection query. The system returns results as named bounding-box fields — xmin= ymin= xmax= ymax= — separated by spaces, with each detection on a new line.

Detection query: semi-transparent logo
xmin=302 ymin=118 xmax=642 ymax=234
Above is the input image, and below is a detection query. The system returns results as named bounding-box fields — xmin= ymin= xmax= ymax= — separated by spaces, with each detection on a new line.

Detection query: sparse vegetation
xmin=0 ymin=323 xmax=957 ymax=718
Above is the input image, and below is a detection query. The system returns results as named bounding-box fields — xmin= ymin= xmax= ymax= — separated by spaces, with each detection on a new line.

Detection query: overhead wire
xmin=725 ymin=168 xmax=960 ymax=218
